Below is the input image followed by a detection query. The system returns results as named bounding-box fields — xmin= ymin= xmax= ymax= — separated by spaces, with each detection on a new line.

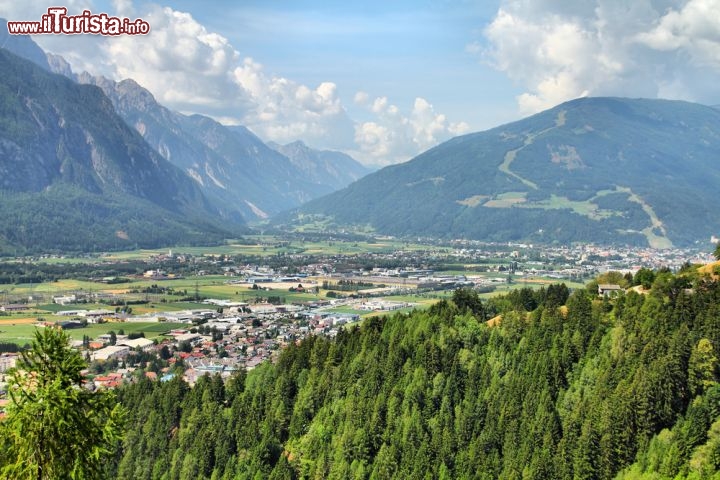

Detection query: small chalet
xmin=598 ymin=284 xmax=623 ymax=297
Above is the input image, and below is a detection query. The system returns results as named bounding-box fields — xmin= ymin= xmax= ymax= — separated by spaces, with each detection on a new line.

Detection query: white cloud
xmin=354 ymin=122 xmax=392 ymax=158
xmin=3 ymin=0 xmax=469 ymax=165
xmin=102 ymin=5 xmax=251 ymax=116
xmin=464 ymin=41 xmax=482 ymax=55
xmin=483 ymin=0 xmax=720 ymax=115
xmin=112 ymin=0 xmax=135 ymax=17
xmin=371 ymin=96 xmax=389 ymax=114
xmin=232 ymin=59 xmax=355 ymax=149
xmin=353 ymin=91 xmax=369 ymax=105
xmin=353 ymin=96 xmax=471 ymax=166
xmin=636 ymin=0 xmax=720 ymax=66
xmin=100 ymin=3 xmax=467 ymax=163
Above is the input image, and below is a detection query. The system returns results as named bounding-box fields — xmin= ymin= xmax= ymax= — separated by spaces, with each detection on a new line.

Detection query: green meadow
xmin=0 ymin=322 xmax=189 ymax=345
xmin=94 ymin=236 xmax=431 ymax=262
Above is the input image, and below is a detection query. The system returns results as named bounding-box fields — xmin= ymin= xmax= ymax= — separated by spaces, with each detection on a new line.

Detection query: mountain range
xmin=0 ymin=47 xmax=239 ymax=253
xmin=0 ymin=24 xmax=370 ymax=253
xmin=2 ymin=21 xmax=719 ymax=251
xmin=268 ymin=140 xmax=371 ymax=191
xmin=73 ymin=73 xmax=369 ymax=221
xmin=286 ymin=96 xmax=720 ymax=247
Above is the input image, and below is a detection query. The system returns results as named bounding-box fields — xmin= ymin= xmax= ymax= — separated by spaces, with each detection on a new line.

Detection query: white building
xmin=53 ymin=294 xmax=76 ymax=305
xmin=118 ymin=337 xmax=155 ymax=351
xmin=90 ymin=345 xmax=130 ymax=362
xmin=0 ymin=353 xmax=18 ymax=373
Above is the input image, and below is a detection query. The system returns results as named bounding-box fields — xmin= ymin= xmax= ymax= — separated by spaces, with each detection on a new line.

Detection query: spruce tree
xmin=0 ymin=327 xmax=125 ymax=479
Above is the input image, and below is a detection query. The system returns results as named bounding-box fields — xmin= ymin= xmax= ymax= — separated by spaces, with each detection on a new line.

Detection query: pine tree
xmin=0 ymin=327 xmax=125 ymax=479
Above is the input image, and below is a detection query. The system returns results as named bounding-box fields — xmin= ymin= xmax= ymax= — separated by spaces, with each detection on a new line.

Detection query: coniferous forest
xmin=105 ymin=265 xmax=720 ymax=480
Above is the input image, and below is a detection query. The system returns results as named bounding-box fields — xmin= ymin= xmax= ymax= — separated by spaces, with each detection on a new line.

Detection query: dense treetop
xmin=0 ymin=328 xmax=124 ymax=479
xmin=102 ymin=264 xmax=720 ymax=479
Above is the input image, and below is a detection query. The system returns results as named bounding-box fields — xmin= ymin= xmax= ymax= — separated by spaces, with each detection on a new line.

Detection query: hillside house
xmin=598 ymin=284 xmax=623 ymax=297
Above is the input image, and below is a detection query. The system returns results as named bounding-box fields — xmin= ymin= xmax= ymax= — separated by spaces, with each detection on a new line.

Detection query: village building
xmin=598 ymin=284 xmax=624 ymax=297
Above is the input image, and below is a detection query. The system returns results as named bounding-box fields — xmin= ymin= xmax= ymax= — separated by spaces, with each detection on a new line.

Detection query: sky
xmin=2 ymin=0 xmax=720 ymax=166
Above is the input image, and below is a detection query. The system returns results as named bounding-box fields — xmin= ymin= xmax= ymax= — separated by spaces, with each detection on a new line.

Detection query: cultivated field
xmin=0 ymin=321 xmax=190 ymax=345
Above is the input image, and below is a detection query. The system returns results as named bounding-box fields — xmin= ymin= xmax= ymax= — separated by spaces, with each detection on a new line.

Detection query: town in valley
xmin=0 ymin=234 xmax=714 ymax=395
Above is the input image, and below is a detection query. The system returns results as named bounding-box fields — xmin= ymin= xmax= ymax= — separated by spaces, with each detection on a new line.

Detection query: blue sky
xmin=169 ymin=0 xmax=514 ymax=127
xmin=3 ymin=0 xmax=720 ymax=165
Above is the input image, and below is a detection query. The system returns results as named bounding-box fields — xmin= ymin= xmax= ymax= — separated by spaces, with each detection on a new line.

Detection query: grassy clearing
xmin=0 ymin=322 xmax=38 ymax=344
xmin=483 ymin=192 xmax=528 ymax=208
xmin=88 ymin=236 xmax=432 ymax=261
xmin=24 ymin=256 xmax=107 ymax=265
xmin=7 ymin=235 xmax=434 ymax=266
xmin=476 ymin=277 xmax=586 ymax=299
xmin=0 ymin=321 xmax=190 ymax=345
xmin=0 ymin=309 xmax=53 ymax=321
xmin=615 ymin=186 xmax=673 ymax=248
xmin=286 ymin=217 xmax=377 ymax=236
xmin=324 ymin=307 xmax=368 ymax=315
xmin=456 ymin=195 xmax=489 ymax=207
xmin=499 ymin=149 xmax=539 ymax=190
xmin=8 ymin=278 xmax=103 ymax=295
xmin=161 ymin=302 xmax=213 ymax=310
xmin=517 ymin=194 xmax=617 ymax=220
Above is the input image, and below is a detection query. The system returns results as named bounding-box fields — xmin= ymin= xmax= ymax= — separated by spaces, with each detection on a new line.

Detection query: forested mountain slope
xmin=0 ymin=49 xmax=236 ymax=253
xmin=114 ymin=266 xmax=720 ymax=479
xmin=1 ymin=23 xmax=370 ymax=224
xmin=287 ymin=97 xmax=720 ymax=247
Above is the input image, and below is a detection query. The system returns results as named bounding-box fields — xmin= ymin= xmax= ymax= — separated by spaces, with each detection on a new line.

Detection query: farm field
xmin=0 ymin=321 xmax=189 ymax=345
xmin=0 ymin=237 xmax=593 ymax=350
xmin=96 ymin=236 xmax=431 ymax=262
